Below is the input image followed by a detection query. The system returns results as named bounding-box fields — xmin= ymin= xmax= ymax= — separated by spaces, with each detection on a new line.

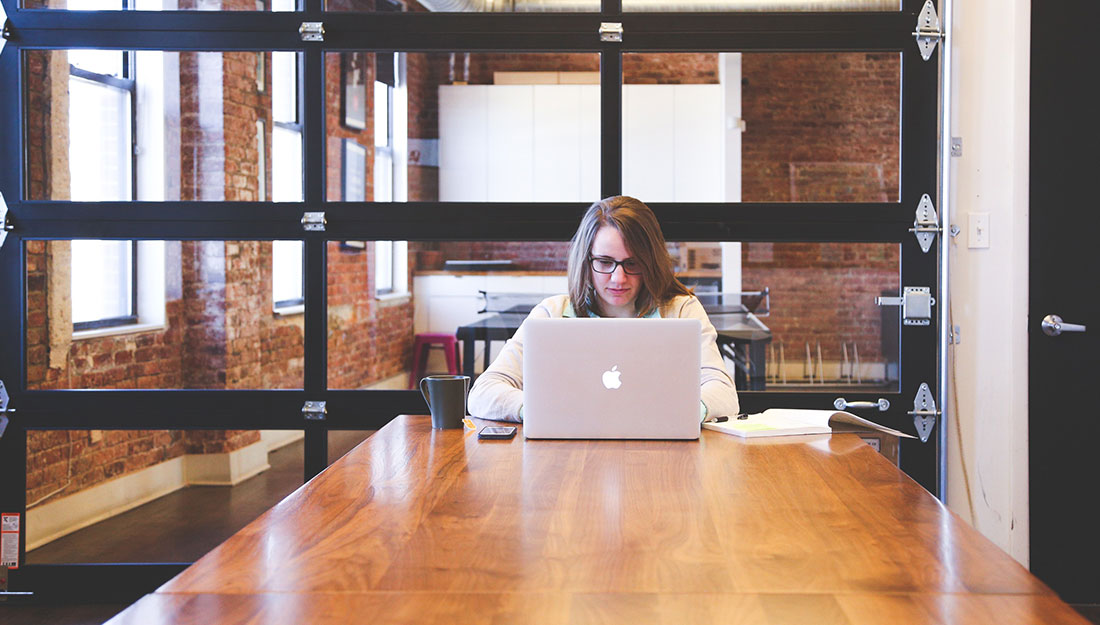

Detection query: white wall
xmin=946 ymin=0 xmax=1030 ymax=565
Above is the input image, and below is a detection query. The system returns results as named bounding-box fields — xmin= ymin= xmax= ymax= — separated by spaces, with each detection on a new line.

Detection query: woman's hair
xmin=567 ymin=196 xmax=692 ymax=317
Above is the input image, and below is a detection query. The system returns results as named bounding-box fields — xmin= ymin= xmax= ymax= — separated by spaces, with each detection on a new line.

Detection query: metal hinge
xmin=0 ymin=380 xmax=11 ymax=441
xmin=301 ymin=211 xmax=326 ymax=232
xmin=913 ymin=0 xmax=943 ymax=61
xmin=908 ymin=382 xmax=940 ymax=442
xmin=908 ymin=194 xmax=940 ymax=253
xmin=299 ymin=22 xmax=325 ymax=42
xmin=302 ymin=401 xmax=327 ymax=421
xmin=599 ymin=22 xmax=623 ymax=43
xmin=0 ymin=191 xmax=12 ymax=251
xmin=876 ymin=286 xmax=935 ymax=326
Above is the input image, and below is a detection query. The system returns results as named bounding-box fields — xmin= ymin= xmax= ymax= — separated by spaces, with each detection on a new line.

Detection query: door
xmin=1029 ymin=1 xmax=1100 ymax=605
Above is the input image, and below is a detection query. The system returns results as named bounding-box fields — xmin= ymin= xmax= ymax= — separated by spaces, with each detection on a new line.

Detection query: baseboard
xmin=184 ymin=441 xmax=271 ymax=486
xmin=27 ymin=457 xmax=187 ymax=551
xmin=27 ymin=439 xmax=272 ymax=550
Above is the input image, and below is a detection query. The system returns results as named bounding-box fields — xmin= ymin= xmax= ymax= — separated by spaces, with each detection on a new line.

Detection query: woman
xmin=467 ymin=196 xmax=739 ymax=422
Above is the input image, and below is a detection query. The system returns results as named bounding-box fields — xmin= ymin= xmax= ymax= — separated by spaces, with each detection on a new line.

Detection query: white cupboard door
xmin=487 ymin=86 xmax=534 ymax=201
xmin=439 ymin=86 xmax=488 ymax=201
xmin=623 ymin=85 xmax=676 ymax=202
xmin=579 ymin=85 xmax=601 ymax=200
xmin=534 ymin=85 xmax=582 ymax=201
xmin=674 ymin=84 xmax=724 ymax=202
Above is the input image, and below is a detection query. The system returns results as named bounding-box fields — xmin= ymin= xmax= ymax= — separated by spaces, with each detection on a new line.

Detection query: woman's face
xmin=590 ymin=226 xmax=643 ymax=317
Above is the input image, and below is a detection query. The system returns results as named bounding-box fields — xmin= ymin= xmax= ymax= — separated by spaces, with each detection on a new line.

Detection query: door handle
xmin=834 ymin=397 xmax=890 ymax=412
xmin=1041 ymin=314 xmax=1087 ymax=336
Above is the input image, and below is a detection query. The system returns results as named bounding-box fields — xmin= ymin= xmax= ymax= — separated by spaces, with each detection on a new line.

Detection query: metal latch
xmin=876 ymin=286 xmax=935 ymax=326
xmin=913 ymin=0 xmax=943 ymax=61
xmin=302 ymin=401 xmax=327 ymax=421
xmin=908 ymin=382 xmax=939 ymax=442
xmin=301 ymin=211 xmax=326 ymax=232
xmin=0 ymin=191 xmax=11 ymax=251
xmin=0 ymin=380 xmax=11 ymax=440
xmin=834 ymin=397 xmax=890 ymax=412
xmin=599 ymin=22 xmax=623 ymax=43
xmin=908 ymin=194 xmax=939 ymax=253
xmin=299 ymin=22 xmax=325 ymax=42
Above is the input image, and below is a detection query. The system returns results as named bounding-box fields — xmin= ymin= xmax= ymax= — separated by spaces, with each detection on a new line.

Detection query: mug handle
xmin=420 ymin=377 xmax=431 ymax=406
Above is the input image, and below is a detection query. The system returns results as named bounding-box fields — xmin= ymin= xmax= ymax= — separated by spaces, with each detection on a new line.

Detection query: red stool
xmin=408 ymin=333 xmax=462 ymax=388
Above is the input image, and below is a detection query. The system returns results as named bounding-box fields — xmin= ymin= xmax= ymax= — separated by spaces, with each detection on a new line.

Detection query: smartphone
xmin=478 ymin=426 xmax=517 ymax=440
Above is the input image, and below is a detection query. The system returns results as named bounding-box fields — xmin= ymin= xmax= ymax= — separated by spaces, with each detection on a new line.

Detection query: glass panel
xmin=325 ymin=51 xmax=600 ymax=202
xmin=26 ymin=240 xmax=306 ymax=389
xmin=25 ymin=429 xmax=304 ymax=564
xmin=325 ymin=239 xmax=897 ymax=391
xmin=71 ymin=240 xmax=134 ymax=324
xmin=732 ymin=241 xmax=900 ymax=391
xmin=22 ymin=0 xmax=295 ymax=12
xmin=622 ymin=52 xmax=900 ymax=203
xmin=326 ymin=0 xmax=596 ymax=14
xmin=24 ymin=50 xmax=304 ymax=202
xmin=623 ymin=0 xmax=899 ymax=12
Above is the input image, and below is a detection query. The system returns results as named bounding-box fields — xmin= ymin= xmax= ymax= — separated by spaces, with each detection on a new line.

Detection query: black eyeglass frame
xmin=589 ymin=256 xmax=644 ymax=275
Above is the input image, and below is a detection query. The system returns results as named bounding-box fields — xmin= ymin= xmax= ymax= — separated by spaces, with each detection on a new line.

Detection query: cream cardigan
xmin=467 ymin=294 xmax=740 ymax=423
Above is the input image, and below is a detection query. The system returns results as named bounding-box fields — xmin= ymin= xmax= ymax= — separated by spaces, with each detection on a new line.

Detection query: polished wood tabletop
xmin=107 ymin=416 xmax=1087 ymax=624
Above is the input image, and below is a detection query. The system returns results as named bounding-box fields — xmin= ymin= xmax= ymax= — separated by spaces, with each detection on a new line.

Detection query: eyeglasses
xmin=589 ymin=256 xmax=643 ymax=275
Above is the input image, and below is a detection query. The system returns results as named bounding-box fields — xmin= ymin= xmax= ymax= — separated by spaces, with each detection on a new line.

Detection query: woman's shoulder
xmin=660 ymin=293 xmax=701 ymax=317
xmin=532 ymin=294 xmax=571 ymax=318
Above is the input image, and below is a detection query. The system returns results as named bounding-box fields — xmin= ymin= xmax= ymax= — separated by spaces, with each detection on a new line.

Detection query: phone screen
xmin=479 ymin=426 xmax=517 ymax=439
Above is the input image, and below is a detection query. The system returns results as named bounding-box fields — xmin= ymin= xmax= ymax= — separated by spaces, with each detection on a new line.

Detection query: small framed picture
xmin=341 ymin=52 xmax=368 ymax=130
xmin=342 ymin=139 xmax=367 ymax=202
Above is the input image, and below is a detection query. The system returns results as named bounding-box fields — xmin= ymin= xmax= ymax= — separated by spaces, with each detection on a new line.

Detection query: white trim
xmin=273 ymin=303 xmax=305 ymax=317
xmin=72 ymin=321 xmax=168 ymax=341
xmin=27 ymin=456 xmax=186 ymax=551
xmin=26 ymin=439 xmax=272 ymax=550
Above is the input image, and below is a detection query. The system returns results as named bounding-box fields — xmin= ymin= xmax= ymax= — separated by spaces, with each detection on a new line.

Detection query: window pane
xmin=25 ymin=50 xmax=303 ymax=202
xmin=27 ymin=240 xmax=306 ymax=389
xmin=272 ymin=240 xmax=304 ymax=306
xmin=622 ymin=52 xmax=900 ymax=203
xmin=71 ymin=240 xmax=133 ymax=324
xmin=623 ymin=0 xmax=899 ymax=11
xmin=25 ymin=429 xmax=304 ymax=564
xmin=326 ymin=240 xmax=898 ymax=391
xmin=68 ymin=77 xmax=133 ymax=201
xmin=272 ymin=51 xmax=297 ymax=124
xmin=325 ymin=51 xmax=600 ymax=202
xmin=375 ymin=240 xmax=394 ymax=292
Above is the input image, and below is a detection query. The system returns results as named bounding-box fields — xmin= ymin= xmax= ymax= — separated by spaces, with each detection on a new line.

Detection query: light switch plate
xmin=968 ymin=212 xmax=990 ymax=248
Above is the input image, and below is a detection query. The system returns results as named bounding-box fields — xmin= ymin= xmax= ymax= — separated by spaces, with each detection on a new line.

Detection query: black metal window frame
xmin=0 ymin=0 xmax=942 ymax=603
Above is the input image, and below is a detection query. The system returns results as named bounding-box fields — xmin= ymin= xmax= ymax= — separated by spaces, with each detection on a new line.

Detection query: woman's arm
xmin=466 ymin=301 xmax=555 ymax=422
xmin=677 ymin=296 xmax=740 ymax=418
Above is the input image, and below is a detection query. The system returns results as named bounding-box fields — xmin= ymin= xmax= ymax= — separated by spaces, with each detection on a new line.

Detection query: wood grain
xmin=105 ymin=416 xmax=1080 ymax=624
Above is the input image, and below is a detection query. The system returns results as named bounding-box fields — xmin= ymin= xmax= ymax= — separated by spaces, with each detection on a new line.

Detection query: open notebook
xmin=702 ymin=409 xmax=914 ymax=439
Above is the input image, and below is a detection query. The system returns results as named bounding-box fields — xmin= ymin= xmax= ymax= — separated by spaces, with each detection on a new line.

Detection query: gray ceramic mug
xmin=420 ymin=374 xmax=470 ymax=429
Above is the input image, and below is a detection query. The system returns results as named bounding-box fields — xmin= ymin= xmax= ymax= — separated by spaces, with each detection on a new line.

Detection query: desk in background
xmin=108 ymin=416 xmax=1086 ymax=624
xmin=456 ymin=305 xmax=772 ymax=390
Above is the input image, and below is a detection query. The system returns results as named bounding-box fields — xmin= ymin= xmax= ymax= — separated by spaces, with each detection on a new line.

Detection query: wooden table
xmin=107 ymin=416 xmax=1087 ymax=624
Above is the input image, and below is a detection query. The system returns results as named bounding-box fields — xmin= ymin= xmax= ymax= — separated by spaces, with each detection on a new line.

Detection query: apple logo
xmin=602 ymin=365 xmax=623 ymax=390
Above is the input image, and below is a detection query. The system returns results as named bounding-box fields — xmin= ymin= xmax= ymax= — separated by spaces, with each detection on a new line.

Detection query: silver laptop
xmin=522 ymin=318 xmax=702 ymax=439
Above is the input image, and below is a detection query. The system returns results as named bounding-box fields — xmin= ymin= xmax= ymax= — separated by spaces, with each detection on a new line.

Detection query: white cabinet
xmin=440 ymin=83 xmax=725 ymax=203
xmin=439 ymin=85 xmax=599 ymax=202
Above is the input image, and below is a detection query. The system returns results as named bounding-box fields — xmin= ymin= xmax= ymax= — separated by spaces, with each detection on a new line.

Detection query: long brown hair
xmin=567 ymin=196 xmax=691 ymax=317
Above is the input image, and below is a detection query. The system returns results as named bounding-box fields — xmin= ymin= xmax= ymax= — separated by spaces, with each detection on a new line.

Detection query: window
xmin=67 ymin=48 xmax=140 ymax=331
xmin=271 ymin=50 xmax=305 ymax=311
xmin=374 ymin=53 xmax=407 ymax=297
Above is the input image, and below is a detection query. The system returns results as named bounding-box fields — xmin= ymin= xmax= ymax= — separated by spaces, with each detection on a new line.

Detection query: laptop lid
xmin=522 ymin=318 xmax=702 ymax=440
